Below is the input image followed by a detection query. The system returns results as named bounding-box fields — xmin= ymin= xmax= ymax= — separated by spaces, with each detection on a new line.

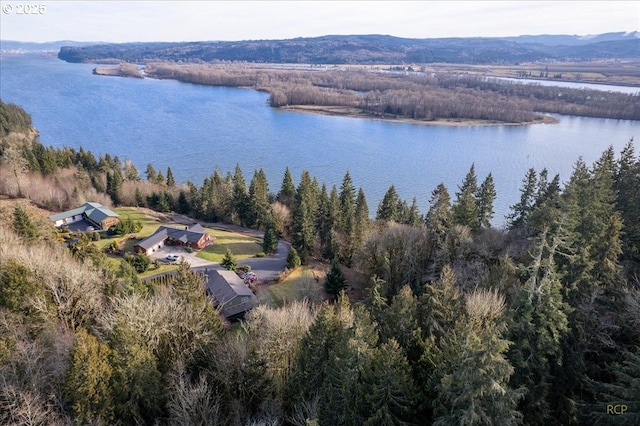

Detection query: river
xmin=1 ymin=53 xmax=638 ymax=226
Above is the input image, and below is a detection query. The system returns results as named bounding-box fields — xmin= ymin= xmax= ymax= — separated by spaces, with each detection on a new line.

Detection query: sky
xmin=0 ymin=1 xmax=638 ymax=43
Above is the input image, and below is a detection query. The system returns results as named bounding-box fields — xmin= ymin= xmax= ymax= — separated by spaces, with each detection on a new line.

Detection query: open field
xmin=256 ymin=261 xmax=327 ymax=308
xmin=196 ymin=229 xmax=263 ymax=262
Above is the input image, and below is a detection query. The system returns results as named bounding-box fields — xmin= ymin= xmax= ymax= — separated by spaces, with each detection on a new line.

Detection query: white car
xmin=166 ymin=254 xmax=181 ymax=262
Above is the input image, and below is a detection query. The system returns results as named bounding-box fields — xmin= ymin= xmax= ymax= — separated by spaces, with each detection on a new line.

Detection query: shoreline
xmin=279 ymin=105 xmax=559 ymax=126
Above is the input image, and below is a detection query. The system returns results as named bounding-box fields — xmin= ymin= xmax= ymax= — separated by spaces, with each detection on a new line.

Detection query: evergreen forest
xmin=1 ymin=99 xmax=639 ymax=425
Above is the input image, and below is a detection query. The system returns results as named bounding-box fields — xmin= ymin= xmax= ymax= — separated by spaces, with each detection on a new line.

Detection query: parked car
xmin=166 ymin=254 xmax=181 ymax=261
xmin=242 ymin=271 xmax=258 ymax=283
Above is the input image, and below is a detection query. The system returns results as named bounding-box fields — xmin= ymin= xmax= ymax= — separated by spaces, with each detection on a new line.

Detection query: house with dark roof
xmin=133 ymin=223 xmax=214 ymax=255
xmin=205 ymin=269 xmax=259 ymax=320
xmin=48 ymin=202 xmax=120 ymax=230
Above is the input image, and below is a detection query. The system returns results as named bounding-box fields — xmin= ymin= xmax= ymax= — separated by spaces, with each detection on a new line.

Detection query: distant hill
xmin=0 ymin=40 xmax=101 ymax=53
xmin=46 ymin=32 xmax=640 ymax=64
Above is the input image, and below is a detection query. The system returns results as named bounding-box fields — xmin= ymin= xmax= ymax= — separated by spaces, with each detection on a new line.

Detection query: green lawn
xmin=94 ymin=207 xmax=171 ymax=251
xmin=256 ymin=264 xmax=326 ymax=308
xmin=196 ymin=229 xmax=262 ymax=262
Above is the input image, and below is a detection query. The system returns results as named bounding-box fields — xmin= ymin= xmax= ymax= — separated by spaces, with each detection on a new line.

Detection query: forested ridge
xmin=56 ymin=33 xmax=640 ymax=65
xmin=1 ymin=101 xmax=639 ymax=425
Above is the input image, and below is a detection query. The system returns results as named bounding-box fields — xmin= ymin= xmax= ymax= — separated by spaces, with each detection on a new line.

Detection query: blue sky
xmin=1 ymin=1 xmax=638 ymax=43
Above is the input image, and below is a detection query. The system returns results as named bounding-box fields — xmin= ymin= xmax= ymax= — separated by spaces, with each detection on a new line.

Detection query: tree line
xmin=143 ymin=63 xmax=640 ymax=122
xmin=1 ymin=102 xmax=639 ymax=424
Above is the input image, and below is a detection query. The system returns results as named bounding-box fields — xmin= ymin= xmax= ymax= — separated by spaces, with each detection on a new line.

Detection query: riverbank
xmin=280 ymin=105 xmax=559 ymax=126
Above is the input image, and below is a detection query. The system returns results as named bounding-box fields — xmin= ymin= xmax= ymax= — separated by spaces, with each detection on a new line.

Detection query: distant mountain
xmin=501 ymin=31 xmax=639 ymax=46
xmin=54 ymin=33 xmax=640 ymax=65
xmin=0 ymin=40 xmax=101 ymax=53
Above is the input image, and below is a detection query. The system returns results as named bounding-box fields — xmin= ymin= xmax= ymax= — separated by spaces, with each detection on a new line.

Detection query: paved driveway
xmin=149 ymin=245 xmax=216 ymax=268
xmin=145 ymin=216 xmax=291 ymax=283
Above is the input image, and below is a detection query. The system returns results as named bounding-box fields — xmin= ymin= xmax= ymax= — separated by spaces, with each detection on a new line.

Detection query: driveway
xmin=149 ymin=245 xmax=216 ymax=268
xmin=147 ymin=216 xmax=291 ymax=283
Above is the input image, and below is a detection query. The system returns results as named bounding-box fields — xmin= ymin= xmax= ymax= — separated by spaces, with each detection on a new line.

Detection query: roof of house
xmin=206 ymin=269 xmax=258 ymax=318
xmin=134 ymin=223 xmax=209 ymax=250
xmin=49 ymin=202 xmax=119 ymax=222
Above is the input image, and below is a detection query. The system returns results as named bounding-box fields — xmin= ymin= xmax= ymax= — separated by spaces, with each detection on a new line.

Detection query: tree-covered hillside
xmin=57 ymin=33 xmax=640 ymax=65
xmin=1 ymin=102 xmax=639 ymax=425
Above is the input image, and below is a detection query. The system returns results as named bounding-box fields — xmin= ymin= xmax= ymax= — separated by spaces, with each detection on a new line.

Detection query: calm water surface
xmin=1 ymin=54 xmax=638 ymax=225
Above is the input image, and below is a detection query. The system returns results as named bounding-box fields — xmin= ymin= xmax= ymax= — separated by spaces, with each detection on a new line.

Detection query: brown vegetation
xmin=143 ymin=62 xmax=640 ymax=123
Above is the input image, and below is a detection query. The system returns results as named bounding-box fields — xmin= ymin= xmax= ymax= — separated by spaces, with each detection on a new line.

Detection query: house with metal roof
xmin=48 ymin=202 xmax=120 ymax=230
xmin=133 ymin=223 xmax=214 ymax=255
xmin=204 ymin=269 xmax=259 ymax=320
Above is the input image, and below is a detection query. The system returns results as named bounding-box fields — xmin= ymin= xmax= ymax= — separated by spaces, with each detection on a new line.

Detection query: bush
xmin=125 ymin=253 xmax=151 ymax=273
xmin=236 ymin=264 xmax=252 ymax=274
xmin=286 ymin=247 xmax=301 ymax=269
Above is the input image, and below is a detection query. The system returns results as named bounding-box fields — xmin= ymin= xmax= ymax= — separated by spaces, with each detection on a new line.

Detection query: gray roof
xmin=206 ymin=270 xmax=258 ymax=318
xmin=49 ymin=202 xmax=119 ymax=222
xmin=134 ymin=223 xmax=208 ymax=250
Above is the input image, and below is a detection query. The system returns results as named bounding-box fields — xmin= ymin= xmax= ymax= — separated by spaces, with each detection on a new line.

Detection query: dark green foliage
xmin=452 ymin=164 xmax=480 ymax=231
xmin=12 ymin=205 xmax=38 ymax=241
xmin=221 ymin=248 xmax=238 ymax=271
xmin=0 ymin=258 xmax=41 ymax=314
xmin=262 ymin=219 xmax=279 ymax=254
xmin=476 ymin=172 xmax=496 ymax=228
xmin=324 ymin=258 xmax=347 ymax=296
xmin=507 ymin=231 xmax=570 ymax=425
xmin=232 ymin=163 xmax=251 ymax=226
xmin=108 ymin=320 xmax=163 ymax=423
xmin=145 ymin=163 xmax=157 ymax=182
xmin=278 ymin=166 xmax=297 ymax=209
xmin=113 ymin=216 xmax=142 ymax=235
xmin=65 ymin=328 xmax=114 ymax=424
xmin=377 ymin=185 xmax=400 ymax=222
xmin=286 ymin=246 xmax=301 ymax=269
xmin=585 ymin=347 xmax=640 ymax=425
xmin=166 ymin=166 xmax=175 ymax=186
xmin=248 ymin=168 xmax=270 ymax=229
xmin=615 ymin=140 xmax=640 ymax=274
xmin=425 ymin=183 xmax=453 ymax=247
xmin=507 ymin=168 xmax=537 ymax=230
xmin=0 ymin=99 xmax=32 ymax=135
xmin=125 ymin=253 xmax=151 ymax=273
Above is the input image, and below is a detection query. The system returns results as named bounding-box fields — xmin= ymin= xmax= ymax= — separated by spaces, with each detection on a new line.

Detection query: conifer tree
xmin=232 ymin=164 xmax=250 ymax=226
xmin=452 ymin=164 xmax=479 ymax=231
xmin=507 ymin=168 xmax=537 ymax=230
xmin=262 ymin=218 xmax=279 ymax=254
xmin=353 ymin=188 xmax=370 ymax=249
xmin=425 ymin=183 xmax=452 ymax=246
xmin=221 ymin=248 xmax=238 ymax=271
xmin=12 ymin=205 xmax=38 ymax=241
xmin=615 ymin=140 xmax=640 ymax=272
xmin=476 ymin=172 xmax=496 ymax=228
xmin=507 ymin=230 xmax=570 ymax=425
xmin=278 ymin=166 xmax=297 ymax=210
xmin=339 ymin=170 xmax=356 ymax=236
xmin=377 ymin=185 xmax=400 ymax=222
xmin=324 ymin=257 xmax=347 ymax=296
xmin=286 ymin=246 xmax=301 ymax=269
xmin=434 ymin=290 xmax=523 ymax=426
xmin=65 ymin=328 xmax=114 ymax=424
xmin=248 ymin=168 xmax=270 ymax=229
xmin=166 ymin=166 xmax=175 ymax=186
xmin=145 ymin=163 xmax=157 ymax=182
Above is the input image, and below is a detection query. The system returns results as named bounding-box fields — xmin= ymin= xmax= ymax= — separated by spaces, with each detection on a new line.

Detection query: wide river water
xmin=1 ymin=53 xmax=639 ymax=226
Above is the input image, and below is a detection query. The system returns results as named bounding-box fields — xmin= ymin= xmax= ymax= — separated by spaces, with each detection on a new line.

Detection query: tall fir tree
xmin=476 ymin=172 xmax=497 ymax=228
xmin=166 ymin=166 xmax=175 ymax=186
xmin=452 ymin=164 xmax=479 ymax=231
xmin=278 ymin=166 xmax=297 ymax=210
xmin=377 ymin=185 xmax=400 ymax=222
